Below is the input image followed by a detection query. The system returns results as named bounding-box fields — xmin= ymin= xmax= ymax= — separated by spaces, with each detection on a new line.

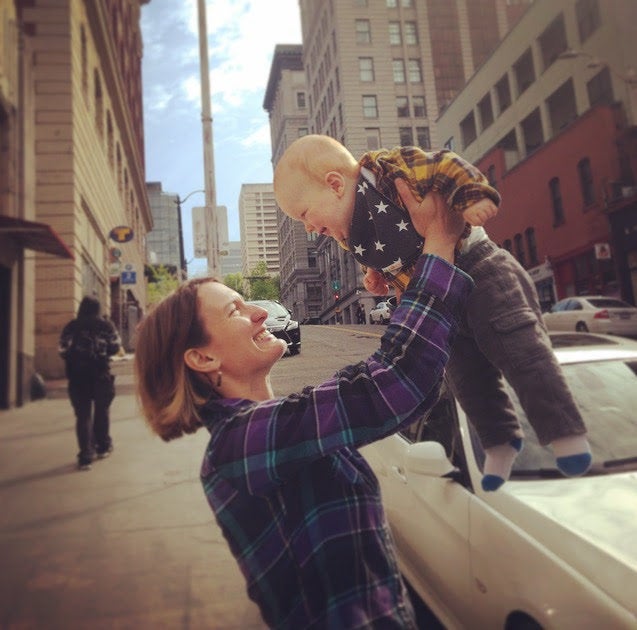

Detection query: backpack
xmin=67 ymin=326 xmax=103 ymax=374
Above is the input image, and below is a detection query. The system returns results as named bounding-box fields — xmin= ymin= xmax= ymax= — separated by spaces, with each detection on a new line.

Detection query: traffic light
xmin=334 ymin=292 xmax=339 ymax=301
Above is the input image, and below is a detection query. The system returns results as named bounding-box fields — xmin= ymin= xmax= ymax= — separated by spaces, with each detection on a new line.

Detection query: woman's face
xmin=194 ymin=282 xmax=287 ymax=377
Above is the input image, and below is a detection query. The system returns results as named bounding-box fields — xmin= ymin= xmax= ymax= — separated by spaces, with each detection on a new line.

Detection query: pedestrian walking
xmin=58 ymin=296 xmax=121 ymax=470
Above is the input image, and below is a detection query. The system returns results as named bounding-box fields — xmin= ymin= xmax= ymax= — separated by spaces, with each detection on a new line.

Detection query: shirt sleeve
xmin=205 ymin=255 xmax=473 ymax=496
xmin=58 ymin=322 xmax=74 ymax=359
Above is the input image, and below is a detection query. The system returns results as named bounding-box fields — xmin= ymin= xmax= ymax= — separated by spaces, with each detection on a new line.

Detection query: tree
xmin=245 ymin=261 xmax=280 ymax=300
xmin=224 ymin=272 xmax=246 ymax=297
xmin=145 ymin=264 xmax=180 ymax=306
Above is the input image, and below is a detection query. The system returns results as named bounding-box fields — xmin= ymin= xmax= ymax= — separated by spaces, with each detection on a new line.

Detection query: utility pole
xmin=197 ymin=0 xmax=219 ymax=277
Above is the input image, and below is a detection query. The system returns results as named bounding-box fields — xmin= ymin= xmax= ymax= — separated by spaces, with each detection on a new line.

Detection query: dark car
xmin=247 ymin=300 xmax=301 ymax=355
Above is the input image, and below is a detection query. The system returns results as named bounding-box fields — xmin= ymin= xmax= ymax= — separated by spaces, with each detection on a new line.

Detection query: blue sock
xmin=482 ymin=437 xmax=523 ymax=492
xmin=552 ymin=435 xmax=592 ymax=477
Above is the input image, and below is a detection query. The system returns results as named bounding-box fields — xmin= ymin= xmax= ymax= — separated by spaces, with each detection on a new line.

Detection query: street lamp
xmin=174 ymin=189 xmax=204 ymax=280
xmin=557 ymin=48 xmax=637 ymax=86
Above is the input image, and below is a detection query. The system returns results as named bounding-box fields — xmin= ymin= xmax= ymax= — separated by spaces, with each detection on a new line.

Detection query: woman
xmin=135 ymin=188 xmax=471 ymax=629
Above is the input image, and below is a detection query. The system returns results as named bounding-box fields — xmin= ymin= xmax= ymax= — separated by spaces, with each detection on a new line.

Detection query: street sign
xmin=121 ymin=271 xmax=137 ymax=284
xmin=110 ymin=225 xmax=134 ymax=243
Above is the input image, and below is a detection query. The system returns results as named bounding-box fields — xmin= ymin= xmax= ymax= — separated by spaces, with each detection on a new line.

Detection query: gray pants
xmin=446 ymin=240 xmax=586 ymax=448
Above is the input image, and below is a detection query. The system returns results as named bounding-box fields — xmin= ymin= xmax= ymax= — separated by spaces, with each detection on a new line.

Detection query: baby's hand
xmin=463 ymin=199 xmax=498 ymax=226
xmin=363 ymin=268 xmax=389 ymax=296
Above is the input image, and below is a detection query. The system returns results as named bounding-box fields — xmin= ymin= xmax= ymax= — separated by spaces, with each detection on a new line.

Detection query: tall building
xmin=238 ymin=183 xmax=280 ymax=277
xmin=145 ymin=182 xmax=183 ymax=274
xmin=263 ymin=44 xmax=322 ymax=322
xmin=1 ymin=0 xmax=151 ymax=407
xmin=436 ymin=0 xmax=637 ymax=305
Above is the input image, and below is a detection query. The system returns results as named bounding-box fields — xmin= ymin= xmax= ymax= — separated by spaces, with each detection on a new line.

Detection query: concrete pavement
xmin=0 ymin=357 xmax=265 ymax=629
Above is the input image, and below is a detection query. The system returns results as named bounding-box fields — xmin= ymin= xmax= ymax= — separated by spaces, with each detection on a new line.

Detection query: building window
xmin=587 ymin=67 xmax=613 ymax=107
xmin=402 ymin=0 xmax=413 ymax=6
xmin=514 ymin=233 xmax=526 ymax=267
xmin=412 ymin=95 xmax=426 ymax=117
xmin=547 ymin=79 xmax=577 ymax=135
xmin=396 ymin=96 xmax=409 ymax=117
xmin=487 ymin=165 xmax=497 ymax=188
xmin=460 ymin=111 xmax=477 ymax=148
xmin=525 ymin=228 xmax=538 ymax=266
xmin=355 ymin=0 xmax=368 ymax=5
xmin=549 ymin=177 xmax=565 ymax=226
xmin=538 ymin=13 xmax=567 ymax=70
xmin=496 ymin=73 xmax=511 ymax=113
xmin=365 ymin=128 xmax=381 ymax=150
xmin=298 ymin=127 xmax=309 ymax=137
xmin=513 ymin=48 xmax=535 ymax=96
xmin=355 ymin=20 xmax=371 ymax=44
xmin=576 ymin=0 xmax=600 ymax=43
xmin=359 ymin=57 xmax=374 ymax=82
xmin=503 ymin=239 xmax=512 ymax=253
xmin=444 ymin=137 xmax=455 ymax=151
xmin=404 ymin=22 xmax=418 ymax=45
xmin=416 ymin=127 xmax=430 ymax=148
xmin=80 ymin=25 xmax=88 ymax=96
xmin=362 ymin=95 xmax=378 ymax=118
xmin=407 ymin=59 xmax=422 ymax=83
xmin=106 ymin=111 xmax=114 ymax=167
xmin=392 ymin=59 xmax=405 ymax=83
xmin=521 ymin=107 xmax=543 ymax=154
xmin=478 ymin=93 xmax=494 ymax=130
xmin=387 ymin=0 xmax=397 ymax=6
xmin=389 ymin=22 xmax=401 ymax=45
xmin=94 ymin=70 xmax=103 ymax=136
xmin=399 ymin=127 xmax=414 ymax=146
xmin=578 ymin=157 xmax=594 ymax=207
xmin=296 ymin=92 xmax=306 ymax=108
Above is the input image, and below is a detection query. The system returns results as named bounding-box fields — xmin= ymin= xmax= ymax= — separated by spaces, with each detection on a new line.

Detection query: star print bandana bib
xmin=348 ymin=174 xmax=424 ymax=292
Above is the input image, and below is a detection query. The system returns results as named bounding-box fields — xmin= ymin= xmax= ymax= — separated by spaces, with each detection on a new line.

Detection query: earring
xmin=216 ymin=370 xmax=222 ymax=388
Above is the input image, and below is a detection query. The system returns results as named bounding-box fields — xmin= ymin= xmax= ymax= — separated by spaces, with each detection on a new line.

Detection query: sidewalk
xmin=0 ymin=359 xmax=265 ymax=629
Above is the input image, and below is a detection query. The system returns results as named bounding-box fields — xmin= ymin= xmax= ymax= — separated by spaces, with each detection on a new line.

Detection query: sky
xmin=140 ymin=1 xmax=302 ymax=275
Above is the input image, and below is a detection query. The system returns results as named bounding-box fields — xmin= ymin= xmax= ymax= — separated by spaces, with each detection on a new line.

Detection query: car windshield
xmin=249 ymin=300 xmax=289 ymax=318
xmin=502 ymin=359 xmax=637 ymax=476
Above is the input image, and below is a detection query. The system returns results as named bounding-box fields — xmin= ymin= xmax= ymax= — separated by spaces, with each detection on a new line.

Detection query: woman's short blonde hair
xmin=134 ymin=277 xmax=216 ymax=441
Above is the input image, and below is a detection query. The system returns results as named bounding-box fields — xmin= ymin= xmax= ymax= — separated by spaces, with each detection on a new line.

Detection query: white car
xmin=369 ymin=301 xmax=391 ymax=324
xmin=543 ymin=295 xmax=637 ymax=337
xmin=361 ymin=333 xmax=637 ymax=629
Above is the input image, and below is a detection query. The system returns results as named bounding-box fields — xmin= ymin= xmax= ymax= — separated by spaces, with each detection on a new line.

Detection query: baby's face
xmin=281 ymin=175 xmax=356 ymax=244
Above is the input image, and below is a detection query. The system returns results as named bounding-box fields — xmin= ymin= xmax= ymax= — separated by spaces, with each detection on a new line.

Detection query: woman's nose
xmin=251 ymin=306 xmax=268 ymax=322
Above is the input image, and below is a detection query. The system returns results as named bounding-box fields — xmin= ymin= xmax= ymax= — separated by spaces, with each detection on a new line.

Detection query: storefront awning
xmin=0 ymin=215 xmax=74 ymax=259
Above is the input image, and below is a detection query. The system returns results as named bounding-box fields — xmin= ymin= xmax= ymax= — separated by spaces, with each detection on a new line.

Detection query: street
xmin=2 ymin=323 xmax=439 ymax=630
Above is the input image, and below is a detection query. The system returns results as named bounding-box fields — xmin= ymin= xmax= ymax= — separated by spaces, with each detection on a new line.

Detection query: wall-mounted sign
xmin=110 ymin=247 xmax=122 ymax=259
xmin=109 ymin=226 xmax=134 ymax=243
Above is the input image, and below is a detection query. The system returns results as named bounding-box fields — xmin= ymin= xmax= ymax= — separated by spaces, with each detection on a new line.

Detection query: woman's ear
xmin=184 ymin=349 xmax=219 ymax=373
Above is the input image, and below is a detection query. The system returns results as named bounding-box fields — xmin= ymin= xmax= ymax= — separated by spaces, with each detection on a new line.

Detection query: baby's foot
xmin=482 ymin=438 xmax=523 ymax=491
xmin=552 ymin=435 xmax=592 ymax=477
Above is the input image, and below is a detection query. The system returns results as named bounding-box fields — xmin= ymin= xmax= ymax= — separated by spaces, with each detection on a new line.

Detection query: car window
xmin=569 ymin=301 xmax=583 ymax=310
xmin=551 ymin=300 xmax=568 ymax=312
xmin=502 ymin=359 xmax=637 ymax=475
xmin=587 ymin=298 xmax=632 ymax=308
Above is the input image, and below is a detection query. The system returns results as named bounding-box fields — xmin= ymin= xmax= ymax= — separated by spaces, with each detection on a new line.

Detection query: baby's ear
xmin=325 ymin=171 xmax=345 ymax=195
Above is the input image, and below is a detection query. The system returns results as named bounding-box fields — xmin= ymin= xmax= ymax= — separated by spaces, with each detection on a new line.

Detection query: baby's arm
xmin=429 ymin=150 xmax=500 ymax=226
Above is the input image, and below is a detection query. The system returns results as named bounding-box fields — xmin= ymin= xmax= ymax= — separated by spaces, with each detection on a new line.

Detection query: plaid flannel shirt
xmin=199 ymin=255 xmax=472 ymax=629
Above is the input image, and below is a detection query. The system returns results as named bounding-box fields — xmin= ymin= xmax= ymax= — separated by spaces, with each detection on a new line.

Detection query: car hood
xmin=500 ymin=472 xmax=637 ymax=613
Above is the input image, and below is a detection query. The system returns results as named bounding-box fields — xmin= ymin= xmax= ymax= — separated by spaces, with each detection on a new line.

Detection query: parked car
xmin=543 ymin=295 xmax=637 ymax=337
xmin=361 ymin=332 xmax=637 ymax=629
xmin=246 ymin=300 xmax=301 ymax=355
xmin=369 ymin=301 xmax=391 ymax=324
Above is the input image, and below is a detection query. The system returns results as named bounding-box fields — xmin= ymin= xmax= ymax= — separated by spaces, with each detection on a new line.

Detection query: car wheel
xmin=505 ymin=613 xmax=542 ymax=630
xmin=575 ymin=321 xmax=589 ymax=332
xmin=290 ymin=345 xmax=300 ymax=355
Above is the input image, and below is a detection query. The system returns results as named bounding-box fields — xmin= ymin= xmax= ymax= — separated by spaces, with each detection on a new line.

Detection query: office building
xmin=238 ymin=183 xmax=280 ymax=277
xmin=0 ymin=0 xmax=151 ymax=406
xmin=146 ymin=182 xmax=183 ymax=275
xmin=437 ymin=0 xmax=637 ymax=305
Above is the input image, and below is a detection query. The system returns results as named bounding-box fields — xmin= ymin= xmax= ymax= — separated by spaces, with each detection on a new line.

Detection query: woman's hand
xmin=363 ymin=268 xmax=389 ymax=296
xmin=395 ymin=178 xmax=466 ymax=263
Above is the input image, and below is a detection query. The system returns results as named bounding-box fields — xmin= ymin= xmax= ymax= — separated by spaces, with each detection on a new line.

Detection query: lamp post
xmin=174 ymin=189 xmax=204 ymax=280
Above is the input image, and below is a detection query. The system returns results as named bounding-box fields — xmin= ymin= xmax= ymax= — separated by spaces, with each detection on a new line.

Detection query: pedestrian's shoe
xmin=96 ymin=444 xmax=114 ymax=459
xmin=78 ymin=462 xmax=92 ymax=471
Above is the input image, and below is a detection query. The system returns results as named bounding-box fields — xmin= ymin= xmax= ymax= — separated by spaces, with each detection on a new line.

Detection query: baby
xmin=274 ymin=134 xmax=591 ymax=490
